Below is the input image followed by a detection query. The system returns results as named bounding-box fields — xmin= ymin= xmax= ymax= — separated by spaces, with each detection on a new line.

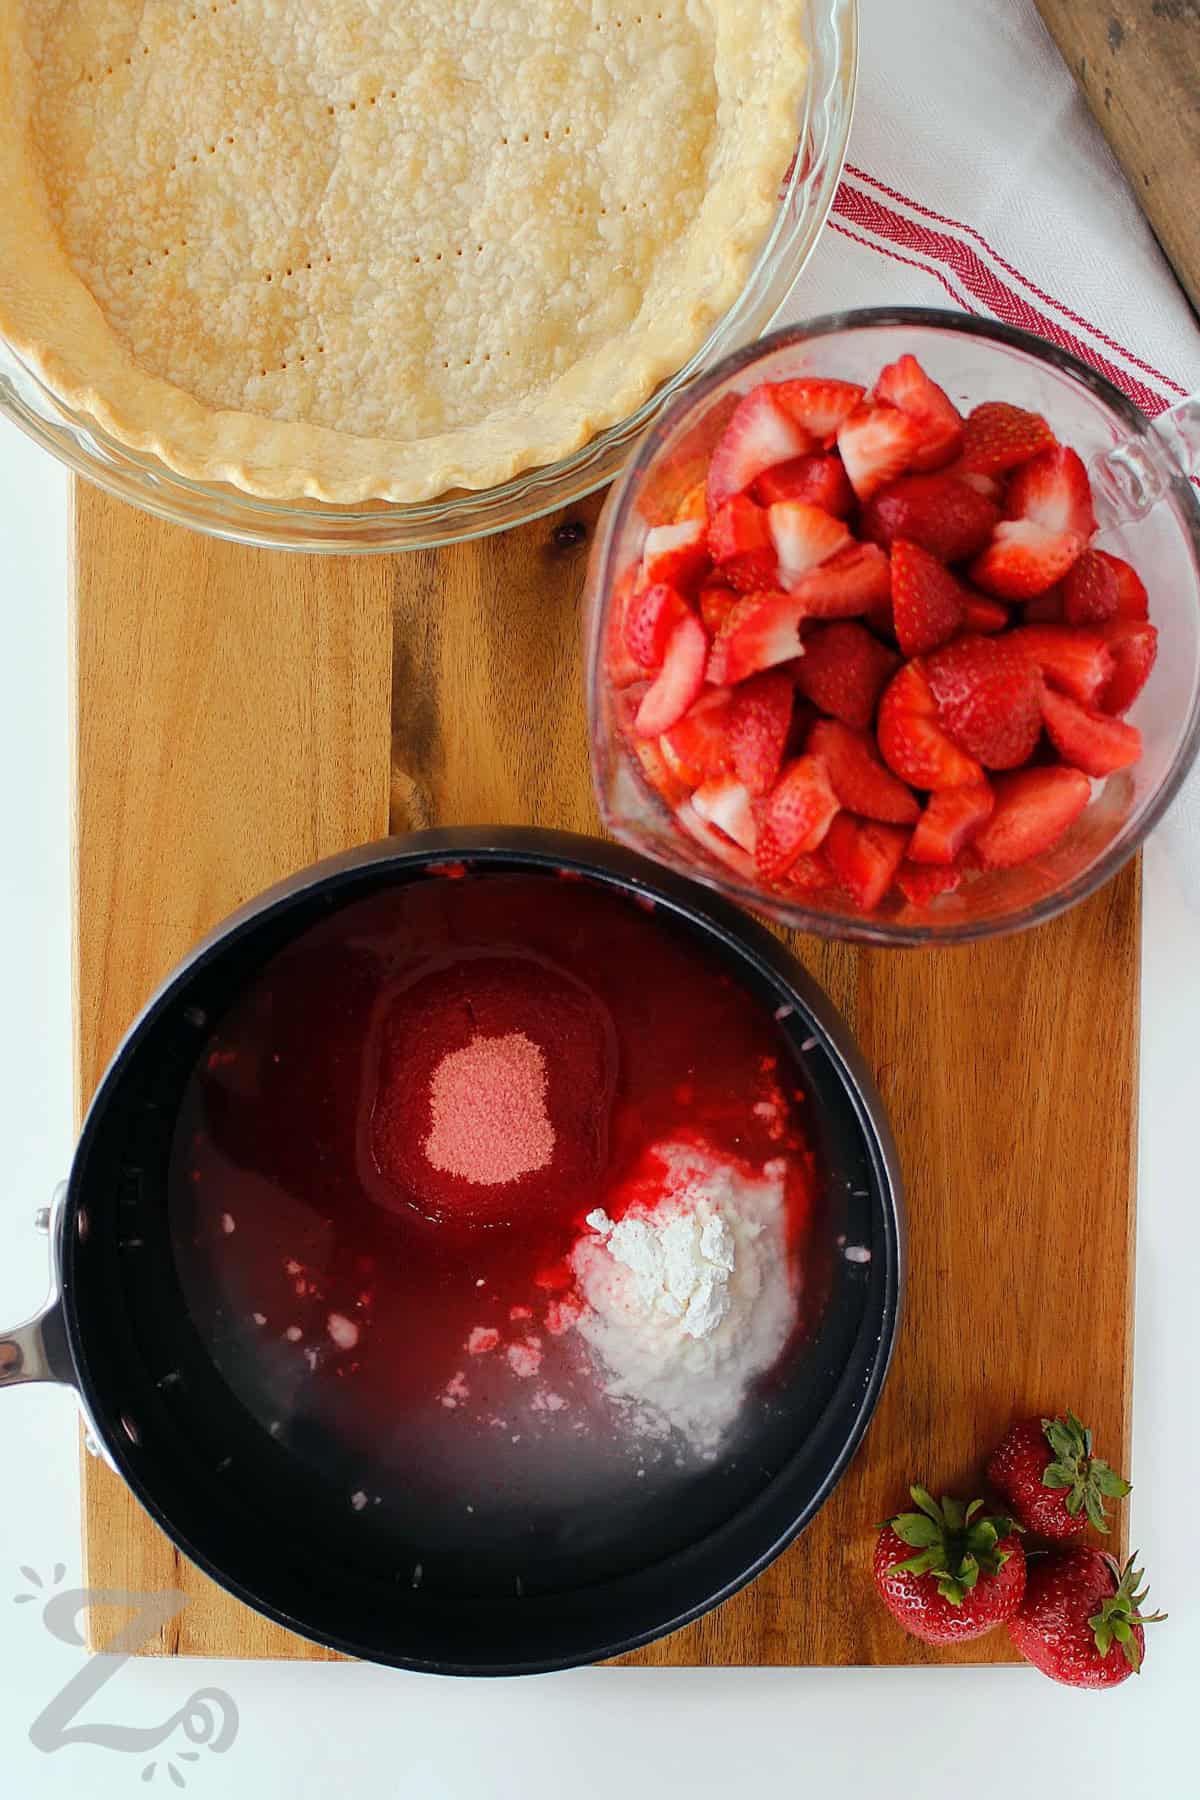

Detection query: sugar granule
xmin=506 ymin=1342 xmax=542 ymax=1379
xmin=327 ymin=1312 xmax=359 ymax=1350
xmin=424 ymin=1031 xmax=554 ymax=1186
xmin=466 ymin=1326 xmax=500 ymax=1356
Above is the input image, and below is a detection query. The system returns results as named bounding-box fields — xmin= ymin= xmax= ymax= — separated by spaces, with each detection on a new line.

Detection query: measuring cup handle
xmin=1091 ymin=391 xmax=1200 ymax=526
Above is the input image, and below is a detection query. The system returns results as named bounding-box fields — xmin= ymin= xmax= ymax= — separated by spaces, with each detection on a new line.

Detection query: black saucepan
xmin=0 ymin=829 xmax=903 ymax=1674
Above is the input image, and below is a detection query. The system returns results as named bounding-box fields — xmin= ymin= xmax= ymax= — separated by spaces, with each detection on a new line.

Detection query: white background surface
xmin=2 ymin=2 xmax=1200 ymax=1791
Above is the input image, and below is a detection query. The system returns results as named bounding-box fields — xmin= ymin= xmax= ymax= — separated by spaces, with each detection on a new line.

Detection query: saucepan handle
xmin=0 ymin=1191 xmax=75 ymax=1389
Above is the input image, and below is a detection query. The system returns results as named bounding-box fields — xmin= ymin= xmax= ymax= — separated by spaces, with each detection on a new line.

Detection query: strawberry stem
xmin=885 ymin=1486 xmax=1020 ymax=1606
xmin=1041 ymin=1411 xmax=1131 ymax=1534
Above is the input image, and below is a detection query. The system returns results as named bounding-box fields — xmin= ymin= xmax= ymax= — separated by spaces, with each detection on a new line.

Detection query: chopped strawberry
xmin=955 ymin=467 xmax=1004 ymax=502
xmin=691 ymin=774 xmax=758 ymax=853
xmin=891 ymin=539 xmax=966 ymax=656
xmin=755 ymin=755 xmax=841 ymax=879
xmin=727 ymin=671 xmax=794 ymax=795
xmin=1060 ymin=547 xmax=1120 ymax=624
xmin=823 ymin=814 xmax=910 ymax=911
xmin=782 ymin=850 xmax=837 ymax=894
xmin=807 ymin=719 xmax=921 ymax=824
xmin=633 ymin=613 xmax=709 ymax=737
xmin=896 ymin=860 xmax=966 ymax=905
xmin=1010 ymin=624 xmax=1115 ymax=706
xmin=674 ymin=799 xmax=756 ymax=880
xmin=1099 ymin=619 xmax=1158 ymax=715
xmin=970 ymin=519 xmax=1085 ymax=599
xmin=973 ymin=766 xmax=1091 ymax=868
xmin=791 ymin=542 xmax=893 ymax=618
xmin=768 ymin=500 xmax=853 ymax=589
xmin=660 ymin=687 xmax=735 ymax=782
xmin=640 ymin=517 xmax=710 ymax=592
xmin=673 ymin=480 xmax=709 ymax=524
xmin=752 ymin=452 xmax=856 ymax=517
xmin=961 ymin=594 xmax=1009 ymax=633
xmin=773 ymin=378 xmax=866 ymax=441
xmin=1042 ymin=686 xmax=1142 ymax=776
xmin=623 ymin=581 xmax=691 ymax=669
xmin=961 ymin=401 xmax=1056 ymax=475
xmin=907 ymin=781 xmax=995 ymax=864
xmin=1023 ymin=588 xmax=1065 ymax=622
xmin=877 ymin=662 xmax=986 ymax=790
xmin=707 ymin=590 xmax=804 ymax=685
xmin=632 ymin=735 xmax=691 ymax=807
xmin=1004 ymin=445 xmax=1097 ymax=541
xmin=1107 ymin=553 xmax=1150 ymax=620
xmin=707 ymin=494 xmax=779 ymax=592
xmin=874 ymin=354 xmax=964 ymax=472
xmin=706 ymin=385 xmax=813 ymax=511
xmin=837 ymin=402 xmax=923 ymax=501
xmin=793 ymin=620 xmax=899 ymax=730
xmin=925 ymin=634 xmax=1043 ymax=769
xmin=606 ymin=566 xmax=646 ymax=688
xmin=698 ymin=583 xmax=738 ymax=635
xmin=860 ymin=471 xmax=1000 ymax=562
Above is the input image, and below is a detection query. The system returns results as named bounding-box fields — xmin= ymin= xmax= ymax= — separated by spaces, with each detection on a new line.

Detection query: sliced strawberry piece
xmin=970 ymin=519 xmax=1085 ymax=599
xmin=707 ymin=494 xmax=779 ymax=592
xmin=908 ymin=781 xmax=995 ymax=864
xmin=791 ymin=542 xmax=893 ymax=619
xmin=623 ymin=581 xmax=691 ymax=669
xmin=772 ymin=378 xmax=866 ymax=441
xmin=674 ymin=799 xmax=756 ymax=881
xmin=641 ymin=518 xmax=710 ymax=592
xmin=633 ymin=613 xmax=709 ymax=738
xmin=823 ymin=814 xmax=909 ymax=911
xmin=673 ymin=480 xmax=709 ymax=524
xmin=793 ymin=621 xmax=899 ymax=730
xmin=1023 ymin=588 xmax=1065 ymax=623
xmin=973 ymin=766 xmax=1091 ymax=868
xmin=807 ymin=719 xmax=921 ymax=824
xmin=925 ymin=634 xmax=1043 ymax=770
xmin=961 ymin=594 xmax=1009 ymax=633
xmin=891 ymin=539 xmax=966 ymax=656
xmin=660 ymin=687 xmax=735 ymax=783
xmin=782 ymin=850 xmax=837 ymax=895
xmin=706 ymin=385 xmax=813 ymax=511
xmin=698 ymin=583 xmax=738 ymax=635
xmin=1041 ymin=685 xmax=1142 ymax=776
xmin=607 ymin=567 xmax=647 ymax=688
xmin=691 ymin=774 xmax=758 ymax=853
xmin=707 ymin=590 xmax=804 ymax=685
xmin=961 ymin=401 xmax=1056 ymax=475
xmin=632 ymin=735 xmax=692 ymax=808
xmin=874 ymin=354 xmax=963 ymax=472
xmin=955 ymin=467 xmax=1004 ymax=502
xmin=860 ymin=471 xmax=999 ymax=563
xmin=1108 ymin=554 xmax=1150 ymax=620
xmin=727 ymin=672 xmax=794 ymax=795
xmin=768 ymin=500 xmax=853 ymax=589
xmin=877 ymin=662 xmax=986 ymax=790
xmin=1004 ymin=445 xmax=1097 ymax=540
xmin=1060 ymin=547 xmax=1119 ymax=624
xmin=1099 ymin=619 xmax=1158 ymax=715
xmin=896 ymin=860 xmax=965 ymax=906
xmin=1010 ymin=624 xmax=1115 ymax=706
xmin=755 ymin=755 xmax=841 ymax=879
xmin=837 ymin=402 xmax=923 ymax=501
xmin=752 ymin=452 xmax=856 ymax=517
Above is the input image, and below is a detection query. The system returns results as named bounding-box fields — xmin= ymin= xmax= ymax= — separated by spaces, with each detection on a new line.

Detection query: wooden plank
xmin=75 ymin=478 xmax=1138 ymax=1664
xmin=74 ymin=480 xmax=393 ymax=1657
xmin=1033 ymin=0 xmax=1200 ymax=311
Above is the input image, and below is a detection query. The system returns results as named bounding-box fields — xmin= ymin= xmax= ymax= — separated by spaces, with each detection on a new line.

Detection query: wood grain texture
xmin=74 ymin=480 xmax=393 ymax=1657
xmin=75 ymin=479 xmax=1138 ymax=1664
xmin=1033 ymin=0 xmax=1200 ymax=311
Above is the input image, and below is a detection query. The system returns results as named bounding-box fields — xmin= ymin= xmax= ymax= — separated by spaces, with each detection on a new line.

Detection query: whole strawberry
xmin=874 ymin=1486 xmax=1026 ymax=1645
xmin=987 ymin=1411 xmax=1130 ymax=1540
xmin=1010 ymin=1549 xmax=1165 ymax=1688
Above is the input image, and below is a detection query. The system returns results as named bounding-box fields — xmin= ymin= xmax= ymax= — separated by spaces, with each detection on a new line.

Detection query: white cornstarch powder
xmin=569 ymin=1141 xmax=796 ymax=1458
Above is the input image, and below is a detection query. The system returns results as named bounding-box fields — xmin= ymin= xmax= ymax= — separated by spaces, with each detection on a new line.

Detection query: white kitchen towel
xmin=778 ymin=0 xmax=1200 ymax=900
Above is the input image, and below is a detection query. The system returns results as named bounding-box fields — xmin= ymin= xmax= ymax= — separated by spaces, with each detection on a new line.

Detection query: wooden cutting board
xmin=73 ymin=481 xmax=1139 ymax=1666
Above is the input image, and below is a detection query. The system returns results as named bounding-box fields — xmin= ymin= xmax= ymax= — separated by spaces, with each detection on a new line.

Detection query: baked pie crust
xmin=0 ymin=1 xmax=807 ymax=502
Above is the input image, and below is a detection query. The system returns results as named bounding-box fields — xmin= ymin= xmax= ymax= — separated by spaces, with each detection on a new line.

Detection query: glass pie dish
xmin=0 ymin=0 xmax=857 ymax=553
xmin=584 ymin=308 xmax=1200 ymax=946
